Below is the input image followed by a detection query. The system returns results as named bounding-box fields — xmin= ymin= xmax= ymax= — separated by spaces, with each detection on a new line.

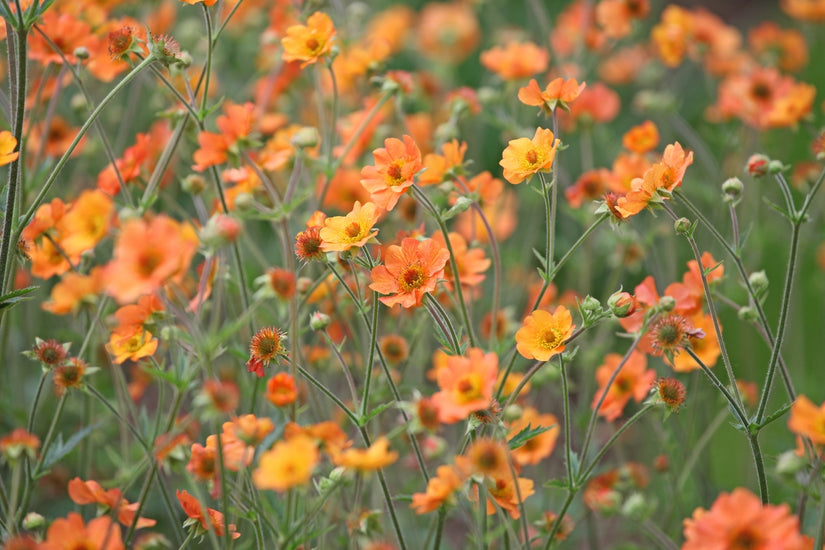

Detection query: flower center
xmin=386 ymin=162 xmax=405 ymax=186
xmin=538 ymin=327 xmax=564 ymax=351
xmin=525 ymin=149 xmax=539 ymax=165
xmin=344 ymin=222 xmax=362 ymax=240
xmin=305 ymin=37 xmax=319 ymax=52
xmin=456 ymin=374 xmax=482 ymax=403
xmin=730 ymin=528 xmax=761 ymax=550
xmin=397 ymin=264 xmax=426 ymax=292
xmin=137 ymin=249 xmax=163 ymax=277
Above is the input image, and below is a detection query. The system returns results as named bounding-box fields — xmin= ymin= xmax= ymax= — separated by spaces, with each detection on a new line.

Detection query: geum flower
xmin=788 ymin=395 xmax=825 ymax=444
xmin=176 ymin=490 xmax=240 ymax=539
xmin=615 ymin=142 xmax=693 ymax=218
xmin=39 ymin=513 xmax=124 ymax=550
xmin=591 ymin=351 xmax=655 ymax=422
xmin=360 ymin=135 xmax=424 ymax=212
xmin=411 ymin=464 xmax=464 ymax=514
xmin=319 ymin=201 xmax=380 ymax=253
xmin=499 ymin=127 xmax=560 ymax=185
xmin=515 ymin=306 xmax=575 ymax=362
xmin=369 ymin=237 xmax=450 ymax=308
xmin=281 ymin=11 xmax=337 ymax=68
xmin=518 ymin=77 xmax=586 ymax=116
xmin=431 ymin=348 xmax=499 ymax=424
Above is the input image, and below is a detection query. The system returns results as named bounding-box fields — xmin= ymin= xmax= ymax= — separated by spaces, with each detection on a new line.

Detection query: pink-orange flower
xmin=411 ymin=464 xmax=464 ymax=514
xmin=507 ymin=407 xmax=559 ymax=466
xmin=331 ymin=436 xmax=399 ymax=471
xmin=281 ymin=11 xmax=336 ymax=68
xmin=176 ymin=490 xmax=240 ymax=539
xmin=788 ymin=395 xmax=825 ymax=445
xmin=518 ymin=78 xmax=586 ymax=116
xmin=515 ymin=306 xmax=575 ymax=362
xmin=39 ymin=513 xmax=124 ymax=550
xmin=369 ymin=237 xmax=450 ymax=308
xmin=480 ymin=41 xmax=549 ymax=80
xmin=499 ymin=128 xmax=560 ymax=185
xmin=431 ymin=348 xmax=498 ymax=423
xmin=682 ymin=488 xmax=809 ymax=550
xmin=360 ymin=135 xmax=423 ymax=212
xmin=591 ymin=351 xmax=655 ymax=421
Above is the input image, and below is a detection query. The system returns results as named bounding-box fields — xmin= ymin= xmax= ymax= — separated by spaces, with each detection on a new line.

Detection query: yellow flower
xmin=0 ymin=131 xmax=19 ymax=167
xmin=499 ymin=128 xmax=559 ymax=184
xmin=515 ymin=306 xmax=575 ymax=362
xmin=281 ymin=12 xmax=336 ymax=68
xmin=253 ymin=435 xmax=319 ymax=492
xmin=319 ymin=201 xmax=380 ymax=253
xmin=331 ymin=436 xmax=399 ymax=471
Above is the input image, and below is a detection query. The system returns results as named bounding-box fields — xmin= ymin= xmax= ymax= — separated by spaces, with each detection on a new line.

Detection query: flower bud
xmin=73 ymin=46 xmax=90 ymax=60
xmin=722 ymin=177 xmax=743 ymax=197
xmin=232 ymin=192 xmax=255 ymax=211
xmin=607 ymin=291 xmax=636 ymax=318
xmin=621 ymin=492 xmax=650 ymax=521
xmin=775 ymin=450 xmax=806 ymax=476
xmin=23 ymin=512 xmax=45 ymax=530
xmin=309 ymin=311 xmax=331 ymax=331
xmin=581 ymin=295 xmax=601 ymax=315
xmin=658 ymin=295 xmax=676 ymax=312
xmin=290 ymin=126 xmax=320 ymax=149
xmin=748 ymin=270 xmax=768 ymax=293
xmin=738 ymin=306 xmax=758 ymax=322
xmin=181 ymin=174 xmax=206 ymax=195
xmin=296 ymin=276 xmax=313 ymax=294
xmin=673 ymin=217 xmax=691 ymax=236
xmin=746 ymin=154 xmax=770 ymax=177
xmin=768 ymin=160 xmax=785 ymax=174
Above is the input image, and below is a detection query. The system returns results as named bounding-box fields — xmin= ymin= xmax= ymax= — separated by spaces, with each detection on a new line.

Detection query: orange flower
xmin=651 ymin=5 xmax=693 ymax=67
xmin=670 ymin=313 xmax=720 ymax=372
xmin=622 ymin=120 xmax=659 ymax=154
xmin=416 ymin=2 xmax=480 ymax=63
xmin=281 ymin=11 xmax=336 ymax=68
xmin=508 ymin=407 xmax=559 ymax=466
xmin=595 ymin=0 xmax=649 ymax=39
xmin=518 ymin=78 xmax=586 ymax=116
xmin=788 ymin=395 xmax=825 ymax=444
xmin=431 ymin=232 xmax=490 ymax=292
xmin=480 ymin=41 xmax=549 ymax=80
xmin=515 ymin=306 xmax=575 ymax=362
xmin=431 ymin=348 xmax=498 ymax=423
xmin=474 ymin=475 xmax=535 ymax=520
xmin=499 ymin=127 xmax=560 ymax=185
xmin=319 ymin=201 xmax=380 ymax=252
xmin=749 ymin=22 xmax=808 ymax=73
xmin=0 ymin=130 xmax=19 ymax=166
xmin=56 ymin=190 xmax=114 ymax=257
xmin=68 ymin=478 xmax=155 ymax=529
xmin=106 ymin=326 xmax=158 ymax=364
xmin=456 ymin=437 xmax=510 ymax=478
xmin=591 ymin=351 xmax=655 ymax=421
xmin=253 ymin=434 xmax=319 ymax=491
xmin=179 ymin=0 xmax=219 ymax=5
xmin=332 ymin=436 xmax=398 ymax=471
xmin=53 ymin=358 xmax=89 ymax=395
xmin=781 ymin=0 xmax=825 ymax=21
xmin=42 ymin=267 xmax=104 ymax=315
xmin=369 ymin=237 xmax=450 ymax=308
xmin=176 ymin=490 xmax=240 ymax=539
xmin=562 ymin=82 xmax=621 ymax=131
xmin=565 ymin=168 xmax=612 ymax=208
xmin=0 ymin=428 xmax=40 ymax=462
xmin=266 ymin=372 xmax=297 ymax=407
xmin=104 ymin=214 xmax=199 ymax=304
xmin=186 ymin=443 xmax=217 ymax=481
xmin=360 ymin=135 xmax=423 ymax=212
xmin=411 ymin=464 xmax=464 ymax=514
xmin=682 ymin=488 xmax=809 ymax=550
xmin=39 ymin=513 xmax=124 ymax=550
xmin=246 ymin=326 xmax=286 ymax=377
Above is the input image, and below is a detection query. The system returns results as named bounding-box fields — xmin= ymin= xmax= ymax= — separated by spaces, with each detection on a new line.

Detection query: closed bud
xmin=748 ymin=270 xmax=768 ymax=293
xmin=181 ymin=174 xmax=206 ymax=195
xmin=608 ymin=291 xmax=636 ymax=318
xmin=738 ymin=306 xmax=758 ymax=322
xmin=232 ymin=192 xmax=255 ymax=211
xmin=621 ymin=492 xmax=650 ymax=521
xmin=296 ymin=276 xmax=313 ymax=294
xmin=658 ymin=295 xmax=676 ymax=312
xmin=746 ymin=154 xmax=770 ymax=177
xmin=768 ymin=160 xmax=785 ymax=174
xmin=73 ymin=46 xmax=90 ymax=60
xmin=775 ymin=450 xmax=806 ymax=476
xmin=722 ymin=177 xmax=743 ymax=197
xmin=23 ymin=512 xmax=45 ymax=530
xmin=309 ymin=311 xmax=331 ymax=331
xmin=290 ymin=126 xmax=320 ymax=149
xmin=581 ymin=295 xmax=601 ymax=315
xmin=674 ymin=217 xmax=691 ymax=235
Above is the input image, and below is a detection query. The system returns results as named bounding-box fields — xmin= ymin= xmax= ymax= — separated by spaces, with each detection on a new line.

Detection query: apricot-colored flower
xmin=781 ymin=0 xmax=825 ymax=21
xmin=499 ymin=127 xmax=560 ymax=185
xmin=515 ymin=306 xmax=575 ymax=362
xmin=176 ymin=490 xmax=240 ymax=539
xmin=42 ymin=268 xmax=104 ymax=315
xmin=682 ymin=488 xmax=809 ymax=550
xmin=788 ymin=395 xmax=825 ymax=445
xmin=104 ymin=215 xmax=199 ymax=304
xmin=749 ymin=22 xmax=808 ymax=73
xmin=360 ymin=135 xmax=423 ymax=212
xmin=106 ymin=326 xmax=158 ymax=364
xmin=332 ymin=436 xmax=398 ymax=471
xmin=40 ymin=513 xmax=124 ymax=550
xmin=179 ymin=0 xmax=218 ymax=5
xmin=595 ymin=0 xmax=649 ymax=39
xmin=508 ymin=407 xmax=559 ymax=466
xmin=411 ymin=464 xmax=464 ymax=514
xmin=431 ymin=232 xmax=490 ymax=292
xmin=518 ymin=78 xmax=586 ymax=116
xmin=253 ymin=434 xmax=319 ymax=491
xmin=281 ymin=11 xmax=336 ymax=68
xmin=68 ymin=478 xmax=155 ymax=529
xmin=319 ymin=201 xmax=380 ymax=252
xmin=622 ymin=120 xmax=659 ymax=154
xmin=416 ymin=2 xmax=480 ymax=63
xmin=0 ymin=130 xmax=19 ymax=166
xmin=53 ymin=358 xmax=89 ymax=395
xmin=369 ymin=237 xmax=450 ymax=308
xmin=562 ymin=82 xmax=621 ymax=131
xmin=651 ymin=5 xmax=693 ymax=67
xmin=480 ymin=41 xmax=549 ymax=80
xmin=431 ymin=348 xmax=498 ymax=424
xmin=56 ymin=190 xmax=114 ymax=256
xmin=670 ymin=313 xmax=720 ymax=372
xmin=0 ymin=428 xmax=40 ymax=462
xmin=475 ymin=475 xmax=535 ymax=520
xmin=591 ymin=351 xmax=655 ymax=421
xmin=565 ymin=168 xmax=612 ymax=208
xmin=266 ymin=372 xmax=297 ymax=407
xmin=456 ymin=437 xmax=510 ymax=478
xmin=186 ymin=443 xmax=217 ymax=481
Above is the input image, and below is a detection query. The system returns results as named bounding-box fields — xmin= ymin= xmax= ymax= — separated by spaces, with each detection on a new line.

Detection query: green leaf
xmin=543 ymin=478 xmax=569 ymax=489
xmin=359 ymin=402 xmax=394 ymax=426
xmin=757 ymin=402 xmax=793 ymax=431
xmin=508 ymin=422 xmax=556 ymax=450
xmin=42 ymin=422 xmax=102 ymax=470
xmin=0 ymin=286 xmax=37 ymax=311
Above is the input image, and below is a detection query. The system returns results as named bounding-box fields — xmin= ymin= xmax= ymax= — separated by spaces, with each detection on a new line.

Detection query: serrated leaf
xmin=508 ymin=422 xmax=556 ymax=450
xmin=703 ymin=260 xmax=724 ymax=278
xmin=543 ymin=478 xmax=569 ymax=489
xmin=757 ymin=402 xmax=793 ymax=431
xmin=0 ymin=286 xmax=37 ymax=310
xmin=532 ymin=248 xmax=546 ymax=266
xmin=762 ymin=197 xmax=792 ymax=220
xmin=360 ymin=401 xmax=394 ymax=426
xmin=42 ymin=422 xmax=102 ymax=469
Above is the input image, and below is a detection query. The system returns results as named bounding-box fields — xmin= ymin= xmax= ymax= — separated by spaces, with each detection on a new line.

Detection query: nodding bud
xmin=674 ymin=217 xmax=692 ymax=236
xmin=722 ymin=177 xmax=743 ymax=198
xmin=746 ymin=154 xmax=770 ymax=177
xmin=608 ymin=291 xmax=636 ymax=318
xmin=738 ymin=306 xmax=758 ymax=322
xmin=768 ymin=160 xmax=785 ymax=174
xmin=309 ymin=311 xmax=331 ymax=331
xmin=23 ymin=512 xmax=45 ymax=531
xmin=658 ymin=295 xmax=676 ymax=312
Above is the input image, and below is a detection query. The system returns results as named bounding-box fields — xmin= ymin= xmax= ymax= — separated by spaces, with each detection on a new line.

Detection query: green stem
xmin=559 ymin=356 xmax=574 ymax=487
xmin=25 ymin=371 xmax=47 ymax=434
xmin=684 ymin=348 xmax=749 ymax=428
xmin=358 ymin=427 xmax=408 ymax=550
xmin=578 ymin=404 xmax=655 ymax=483
xmin=433 ymin=506 xmax=446 ymax=550
xmin=199 ymin=4 xmax=213 ymax=115
xmin=747 ymin=432 xmax=769 ymax=504
xmin=676 ymin=408 xmax=728 ymax=490
xmin=424 ymin=293 xmax=461 ymax=354
xmin=412 ymin=184 xmax=477 ymax=347
xmin=297 ymin=365 xmax=359 ymax=426
xmin=543 ymin=491 xmax=575 ymax=549
xmin=0 ymin=26 xmax=27 ymax=302
xmin=360 ymin=288 xmax=380 ymax=419
xmin=814 ymin=474 xmax=825 ymax=550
